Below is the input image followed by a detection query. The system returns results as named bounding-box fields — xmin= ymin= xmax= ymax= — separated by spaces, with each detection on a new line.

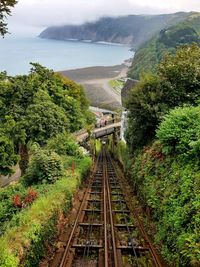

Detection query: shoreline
xmin=60 ymin=61 xmax=131 ymax=110
xmin=39 ymin=36 xmax=131 ymax=47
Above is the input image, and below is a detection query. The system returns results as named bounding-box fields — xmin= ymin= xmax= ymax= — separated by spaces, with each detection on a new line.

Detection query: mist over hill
xmin=40 ymin=12 xmax=200 ymax=79
xmin=39 ymin=12 xmax=192 ymax=49
xmin=128 ymin=12 xmax=200 ymax=79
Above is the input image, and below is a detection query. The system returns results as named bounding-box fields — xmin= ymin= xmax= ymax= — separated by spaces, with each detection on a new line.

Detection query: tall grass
xmin=0 ymin=168 xmax=89 ymax=267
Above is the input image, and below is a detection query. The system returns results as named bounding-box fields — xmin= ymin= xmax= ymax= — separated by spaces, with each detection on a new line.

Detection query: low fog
xmin=7 ymin=0 xmax=200 ymax=36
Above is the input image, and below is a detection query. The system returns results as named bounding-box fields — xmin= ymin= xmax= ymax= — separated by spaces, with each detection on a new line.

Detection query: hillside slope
xmin=39 ymin=12 xmax=192 ymax=49
xmin=128 ymin=12 xmax=200 ymax=79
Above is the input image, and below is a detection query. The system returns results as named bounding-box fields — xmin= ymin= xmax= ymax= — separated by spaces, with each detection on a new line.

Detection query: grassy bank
xmin=112 ymin=139 xmax=200 ymax=266
xmin=0 ymin=156 xmax=91 ymax=267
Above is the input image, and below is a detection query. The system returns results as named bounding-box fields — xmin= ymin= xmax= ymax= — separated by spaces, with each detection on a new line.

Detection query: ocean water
xmin=0 ymin=37 xmax=132 ymax=76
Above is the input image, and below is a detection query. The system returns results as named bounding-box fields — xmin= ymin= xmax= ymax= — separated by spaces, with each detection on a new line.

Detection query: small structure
xmin=89 ymin=106 xmax=118 ymax=128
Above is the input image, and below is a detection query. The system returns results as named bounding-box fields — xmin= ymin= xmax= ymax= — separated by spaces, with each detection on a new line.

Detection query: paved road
xmin=0 ymin=165 xmax=21 ymax=188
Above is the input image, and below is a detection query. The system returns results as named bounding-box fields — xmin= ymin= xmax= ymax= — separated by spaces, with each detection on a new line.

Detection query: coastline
xmin=60 ymin=61 xmax=131 ymax=110
xmin=40 ymin=36 xmax=128 ymax=47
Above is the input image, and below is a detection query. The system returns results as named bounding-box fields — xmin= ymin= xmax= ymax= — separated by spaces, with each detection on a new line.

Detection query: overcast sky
xmin=7 ymin=0 xmax=200 ymax=35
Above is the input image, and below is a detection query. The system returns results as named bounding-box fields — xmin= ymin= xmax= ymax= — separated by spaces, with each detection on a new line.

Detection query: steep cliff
xmin=39 ymin=12 xmax=192 ymax=48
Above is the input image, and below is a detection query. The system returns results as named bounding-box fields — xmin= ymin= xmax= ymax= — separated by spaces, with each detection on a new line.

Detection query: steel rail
xmin=59 ymin=153 xmax=101 ymax=267
xmin=82 ymin=162 xmax=103 ymax=259
xmin=58 ymin=148 xmax=163 ymax=267
xmin=108 ymin=152 xmax=164 ymax=267
xmin=83 ymin=189 xmax=101 ymax=258
xmin=106 ymin=153 xmax=140 ymax=266
xmin=103 ymin=149 xmax=109 ymax=267
xmin=83 ymin=156 xmax=104 ymax=260
xmin=104 ymin=149 xmax=119 ymax=267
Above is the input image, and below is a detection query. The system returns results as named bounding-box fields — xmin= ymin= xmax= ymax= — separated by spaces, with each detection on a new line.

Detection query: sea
xmin=0 ymin=36 xmax=132 ymax=76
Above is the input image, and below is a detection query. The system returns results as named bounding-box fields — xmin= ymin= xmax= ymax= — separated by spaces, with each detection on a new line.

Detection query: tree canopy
xmin=0 ymin=0 xmax=17 ymax=36
xmin=0 ymin=63 xmax=93 ymax=174
xmin=0 ymin=117 xmax=18 ymax=175
xmin=125 ymin=44 xmax=200 ymax=151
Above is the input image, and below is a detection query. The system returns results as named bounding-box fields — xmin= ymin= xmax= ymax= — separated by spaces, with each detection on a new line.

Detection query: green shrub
xmin=0 ymin=134 xmax=18 ymax=175
xmin=0 ymin=242 xmax=18 ymax=267
xmin=23 ymin=148 xmax=64 ymax=185
xmin=126 ymin=44 xmax=200 ymax=151
xmin=0 ymin=183 xmax=51 ymax=235
xmin=126 ymin=73 xmax=162 ymax=149
xmin=46 ymin=132 xmax=83 ymax=157
xmin=0 ymin=184 xmax=27 ymax=235
xmin=0 ymin=152 xmax=92 ymax=267
xmin=156 ymin=105 xmax=200 ymax=156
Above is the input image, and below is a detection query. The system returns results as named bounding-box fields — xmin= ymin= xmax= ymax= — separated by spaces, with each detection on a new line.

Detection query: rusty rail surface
xmin=54 ymin=147 xmax=164 ymax=267
xmin=105 ymin=152 xmax=164 ymax=267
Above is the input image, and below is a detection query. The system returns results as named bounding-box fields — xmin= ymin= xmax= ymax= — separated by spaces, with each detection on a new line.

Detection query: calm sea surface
xmin=0 ymin=37 xmax=132 ymax=76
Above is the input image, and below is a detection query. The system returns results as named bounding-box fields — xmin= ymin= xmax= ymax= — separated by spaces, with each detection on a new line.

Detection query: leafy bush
xmin=0 ymin=184 xmax=27 ymax=235
xmin=12 ymin=187 xmax=38 ymax=208
xmin=0 ymin=63 xmax=92 ymax=174
xmin=0 ymin=184 xmax=48 ymax=235
xmin=0 ymin=135 xmax=18 ymax=175
xmin=46 ymin=132 xmax=83 ymax=157
xmin=95 ymin=139 xmax=102 ymax=155
xmin=156 ymin=105 xmax=200 ymax=156
xmin=23 ymin=148 xmax=64 ymax=185
xmin=0 ymin=151 xmax=91 ymax=267
xmin=125 ymin=73 xmax=166 ymax=149
xmin=110 ymin=140 xmax=131 ymax=171
xmin=26 ymin=89 xmax=69 ymax=146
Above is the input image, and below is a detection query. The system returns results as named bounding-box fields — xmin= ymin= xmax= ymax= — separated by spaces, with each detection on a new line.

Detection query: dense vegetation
xmin=0 ymin=63 xmax=94 ymax=175
xmin=129 ymin=12 xmax=200 ymax=79
xmin=126 ymin=44 xmax=200 ymax=150
xmin=0 ymin=158 xmax=91 ymax=267
xmin=0 ymin=130 xmax=92 ymax=266
xmin=40 ymin=12 xmax=192 ymax=48
xmin=0 ymin=64 xmax=94 ymax=266
xmin=124 ymin=44 xmax=200 ymax=266
xmin=124 ymin=108 xmax=200 ymax=266
xmin=1 ymin=9 xmax=200 ymax=266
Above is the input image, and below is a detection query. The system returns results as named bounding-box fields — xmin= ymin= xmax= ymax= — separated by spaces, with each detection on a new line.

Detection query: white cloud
xmin=7 ymin=0 xmax=200 ymax=34
xmin=128 ymin=0 xmax=200 ymax=11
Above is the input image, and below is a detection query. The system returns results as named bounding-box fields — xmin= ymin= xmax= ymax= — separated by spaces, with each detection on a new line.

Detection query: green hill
xmin=128 ymin=12 xmax=200 ymax=79
xmin=39 ymin=12 xmax=192 ymax=49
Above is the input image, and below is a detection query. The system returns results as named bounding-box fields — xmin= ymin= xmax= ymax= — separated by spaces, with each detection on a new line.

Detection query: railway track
xmin=54 ymin=147 xmax=164 ymax=267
